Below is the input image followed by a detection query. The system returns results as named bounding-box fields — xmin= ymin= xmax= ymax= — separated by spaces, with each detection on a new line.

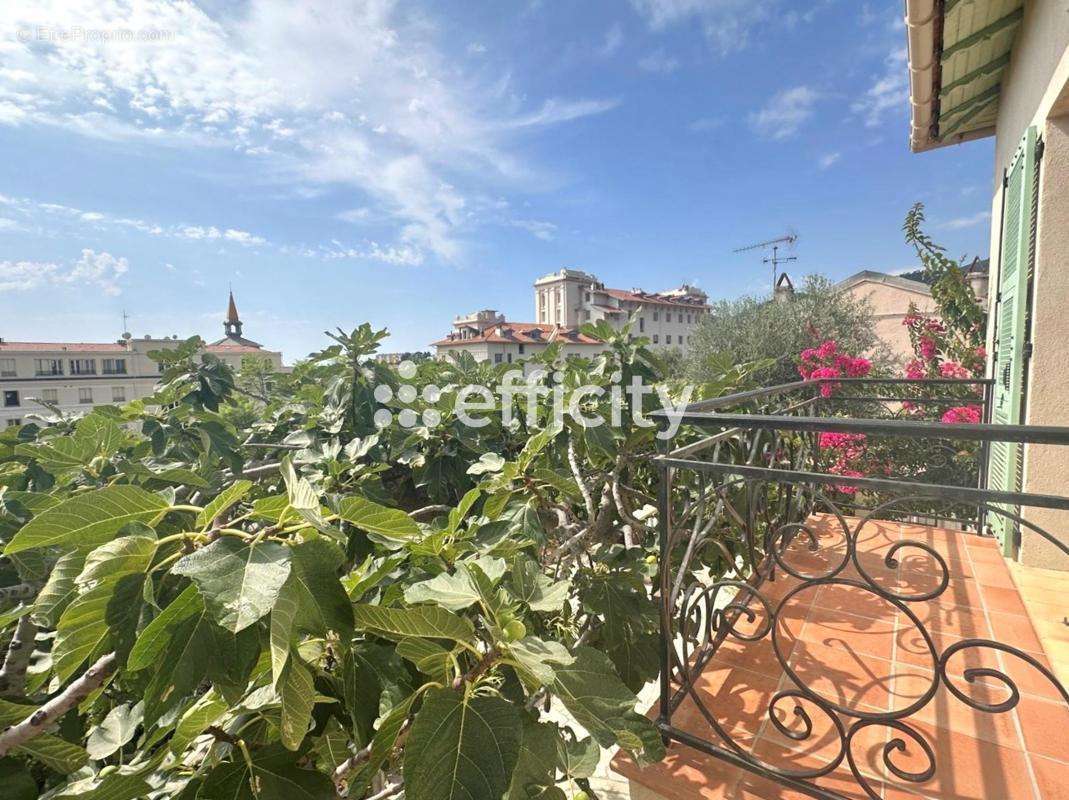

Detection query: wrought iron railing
xmin=651 ymin=378 xmax=1069 ymax=800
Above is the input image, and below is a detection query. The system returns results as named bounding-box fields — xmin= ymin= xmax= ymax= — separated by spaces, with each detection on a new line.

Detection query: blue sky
xmin=0 ymin=0 xmax=995 ymax=361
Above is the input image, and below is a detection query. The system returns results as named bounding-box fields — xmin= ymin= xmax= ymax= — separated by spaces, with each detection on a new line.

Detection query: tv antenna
xmin=734 ymin=233 xmax=798 ymax=293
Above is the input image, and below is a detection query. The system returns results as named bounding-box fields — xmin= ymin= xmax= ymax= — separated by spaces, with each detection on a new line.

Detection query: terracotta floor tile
xmin=983 ymin=585 xmax=1031 ymax=617
xmin=971 ymin=560 xmax=1017 ymax=590
xmin=876 ymin=721 xmax=1036 ymax=800
xmin=612 ymin=746 xmax=742 ymax=800
xmin=785 ymin=638 xmax=893 ymax=714
xmin=801 ymin=609 xmax=898 ymax=662
xmin=892 ymin=665 xmax=1023 ymax=748
xmin=1029 ymin=754 xmax=1069 ymax=800
xmin=732 ymin=769 xmax=886 ymax=800
xmin=671 ymin=664 xmax=782 ymax=747
xmin=967 ymin=545 xmax=1008 ymax=566
xmin=1017 ymin=695 xmax=1069 ymax=764
xmin=989 ymin=611 xmax=1047 ymax=655
xmin=813 ymin=583 xmax=904 ymax=621
xmin=709 ymin=635 xmax=796 ymax=680
xmin=963 ymin=533 xmax=1000 ymax=551
xmin=895 ymin=603 xmax=991 ymax=643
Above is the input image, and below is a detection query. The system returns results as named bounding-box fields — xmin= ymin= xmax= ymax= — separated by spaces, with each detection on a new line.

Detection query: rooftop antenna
xmin=121 ymin=309 xmax=130 ymax=335
xmin=733 ymin=232 xmax=798 ymax=294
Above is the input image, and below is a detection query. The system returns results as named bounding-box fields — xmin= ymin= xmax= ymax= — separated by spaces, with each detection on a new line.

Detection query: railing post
xmin=656 ymin=430 xmax=672 ymax=739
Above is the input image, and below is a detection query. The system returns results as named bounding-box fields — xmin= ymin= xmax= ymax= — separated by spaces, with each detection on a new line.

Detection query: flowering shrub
xmin=798 ymin=340 xmax=872 ymax=397
xmin=941 ymin=405 xmax=982 ymax=424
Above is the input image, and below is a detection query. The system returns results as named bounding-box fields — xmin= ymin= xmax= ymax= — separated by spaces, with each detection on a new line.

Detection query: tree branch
xmin=0 ymin=583 xmax=40 ymax=604
xmin=0 ymin=652 xmax=116 ymax=756
xmin=409 ymin=504 xmax=451 ymax=521
xmin=0 ymin=616 xmax=37 ymax=696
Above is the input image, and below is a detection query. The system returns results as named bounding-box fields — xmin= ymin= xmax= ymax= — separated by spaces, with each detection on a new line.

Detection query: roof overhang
xmin=906 ymin=0 xmax=1024 ymax=152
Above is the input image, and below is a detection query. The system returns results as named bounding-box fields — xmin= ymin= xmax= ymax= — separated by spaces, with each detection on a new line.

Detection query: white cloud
xmin=938 ymin=211 xmax=990 ymax=230
xmin=0 ymin=248 xmax=128 ymax=294
xmin=629 ymin=0 xmax=777 ymax=55
xmin=638 ymin=50 xmax=681 ymax=74
xmin=509 ymin=218 xmax=557 ymax=241
xmin=749 ymin=86 xmax=820 ymax=140
xmin=598 ymin=23 xmax=625 ymax=57
xmin=0 ymin=0 xmax=617 ymax=263
xmin=852 ymin=47 xmax=909 ymax=128
xmin=466 ymin=42 xmax=487 ymax=55
xmin=0 ymin=217 xmax=22 ymax=230
xmin=223 ymin=228 xmax=267 ymax=245
xmin=818 ymin=151 xmax=840 ymax=169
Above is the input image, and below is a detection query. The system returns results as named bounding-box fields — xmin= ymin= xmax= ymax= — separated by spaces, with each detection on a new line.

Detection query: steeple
xmin=224 ymin=290 xmax=243 ymax=338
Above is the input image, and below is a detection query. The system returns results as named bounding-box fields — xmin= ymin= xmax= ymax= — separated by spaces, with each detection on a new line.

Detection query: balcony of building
xmin=612 ymin=379 xmax=1069 ymax=800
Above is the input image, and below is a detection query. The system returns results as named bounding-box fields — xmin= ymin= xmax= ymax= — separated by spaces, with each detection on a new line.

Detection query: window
xmin=69 ymin=359 xmax=96 ymax=375
xmin=102 ymin=358 xmax=127 ymax=375
xmin=34 ymin=358 xmax=63 ymax=376
xmin=639 ymin=317 xmax=645 ymax=332
xmin=0 ymin=358 xmax=15 ymax=377
xmin=5 ymin=418 xmax=20 ymax=428
xmin=687 ymin=314 xmax=692 ymax=324
xmin=112 ymin=386 xmax=126 ymax=403
xmin=518 ymin=344 xmax=525 ymax=354
xmin=653 ymin=311 xmax=659 ymax=322
xmin=78 ymin=388 xmax=93 ymax=404
xmin=652 ymin=335 xmax=659 ymax=344
xmin=39 ymin=389 xmax=58 ymax=403
xmin=585 ymin=291 xmax=591 ymax=301
xmin=507 ymin=353 xmax=513 ymax=363
xmin=494 ymin=353 xmax=503 ymax=364
xmin=666 ymin=335 xmax=672 ymax=344
xmin=3 ymin=390 xmax=19 ymax=407
xmin=158 ymin=362 xmax=166 ymax=373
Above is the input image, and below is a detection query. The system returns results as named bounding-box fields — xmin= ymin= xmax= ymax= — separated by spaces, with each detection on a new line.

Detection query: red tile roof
xmin=0 ymin=341 xmax=128 ymax=352
xmin=205 ymin=343 xmax=268 ymax=354
xmin=604 ymin=288 xmax=709 ymax=308
xmin=433 ymin=322 xmax=602 ymax=347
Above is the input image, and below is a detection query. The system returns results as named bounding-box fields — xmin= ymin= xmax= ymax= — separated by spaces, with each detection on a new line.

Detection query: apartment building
xmin=432 ymin=309 xmax=603 ymax=365
xmin=533 ymin=269 xmax=709 ymax=353
xmin=433 ymin=270 xmax=711 ymax=365
xmin=0 ymin=292 xmax=283 ymax=427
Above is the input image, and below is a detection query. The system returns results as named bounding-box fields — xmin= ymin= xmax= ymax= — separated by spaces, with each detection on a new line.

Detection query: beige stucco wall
xmin=985 ymin=1 xmax=1069 ymax=568
xmin=841 ymin=280 xmax=935 ymax=364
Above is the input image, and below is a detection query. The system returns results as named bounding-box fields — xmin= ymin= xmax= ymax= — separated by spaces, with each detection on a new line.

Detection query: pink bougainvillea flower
xmin=939 ymin=361 xmax=970 ymax=379
xmin=905 ymin=360 xmax=926 ymax=380
xmin=941 ymin=405 xmax=982 ymax=424
xmin=919 ymin=337 xmax=937 ymax=360
xmin=816 ymin=340 xmax=838 ymax=359
xmin=975 ymin=345 xmax=987 ymax=360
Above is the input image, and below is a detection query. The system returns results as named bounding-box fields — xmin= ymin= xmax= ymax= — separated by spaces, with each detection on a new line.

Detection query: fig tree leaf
xmin=172 ymin=538 xmax=291 ymax=633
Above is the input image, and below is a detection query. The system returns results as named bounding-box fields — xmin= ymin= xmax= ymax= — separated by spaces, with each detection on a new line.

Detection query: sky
xmin=0 ymin=0 xmax=996 ymax=362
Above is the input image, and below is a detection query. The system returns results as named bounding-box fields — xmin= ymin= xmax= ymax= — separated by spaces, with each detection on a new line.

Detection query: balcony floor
xmin=612 ymin=514 xmax=1069 ymax=800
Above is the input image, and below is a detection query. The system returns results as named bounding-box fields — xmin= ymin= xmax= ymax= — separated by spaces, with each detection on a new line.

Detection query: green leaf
xmin=509 ymin=556 xmax=571 ymax=613
xmin=195 ymin=480 xmax=254 ymax=529
xmin=403 ymin=688 xmax=522 ymax=800
xmin=279 ymin=650 xmax=315 ymax=751
xmin=312 ymin=717 xmax=350 ymax=773
xmin=31 ymin=549 xmax=86 ymax=627
xmin=169 ymin=689 xmax=228 ymax=755
xmin=269 ymin=581 xmax=299 ymax=685
xmin=0 ymin=698 xmax=88 ymax=773
xmin=198 ymin=744 xmax=335 ymax=800
xmin=550 ymin=646 xmax=664 ymax=765
xmin=287 ymin=538 xmax=353 ymax=635
xmin=507 ymin=718 xmax=560 ymax=800
xmin=557 ymin=735 xmax=600 ymax=780
xmin=45 ymin=766 xmax=151 ymax=800
xmin=353 ymin=604 xmax=475 ymax=645
xmin=346 ymin=692 xmax=416 ymax=797
xmin=86 ymin=701 xmax=144 ymax=760
xmin=396 ymin=637 xmax=453 ymax=681
xmin=403 ymin=569 xmax=480 ymax=611
xmin=52 ymin=533 xmax=156 ymax=682
xmin=172 ymin=538 xmax=291 ymax=633
xmin=336 ymin=495 xmax=420 ymax=543
xmin=148 ymin=468 xmax=210 ymax=489
xmin=5 ymin=486 xmax=168 ymax=554
xmin=0 ymin=758 xmax=36 ymax=800
xmin=506 ymin=637 xmax=574 ymax=686
xmin=127 ymin=583 xmax=202 ymax=671
xmin=467 ymin=452 xmax=505 ymax=476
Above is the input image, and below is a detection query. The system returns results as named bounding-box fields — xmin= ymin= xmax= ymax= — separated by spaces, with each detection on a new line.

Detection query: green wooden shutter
xmin=988 ymin=126 xmax=1037 ymax=555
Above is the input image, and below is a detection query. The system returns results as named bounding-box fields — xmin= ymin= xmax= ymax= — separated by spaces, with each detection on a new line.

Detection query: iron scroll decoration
xmin=659 ymin=477 xmax=1069 ymax=800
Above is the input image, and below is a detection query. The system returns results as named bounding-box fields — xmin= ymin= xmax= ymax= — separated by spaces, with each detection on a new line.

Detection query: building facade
xmin=433 ymin=270 xmax=710 ymax=364
xmin=432 ymin=310 xmax=603 ymax=365
xmin=906 ymin=0 xmax=1069 ymax=566
xmin=533 ymin=269 xmax=709 ymax=353
xmin=0 ymin=292 xmax=283 ymax=427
